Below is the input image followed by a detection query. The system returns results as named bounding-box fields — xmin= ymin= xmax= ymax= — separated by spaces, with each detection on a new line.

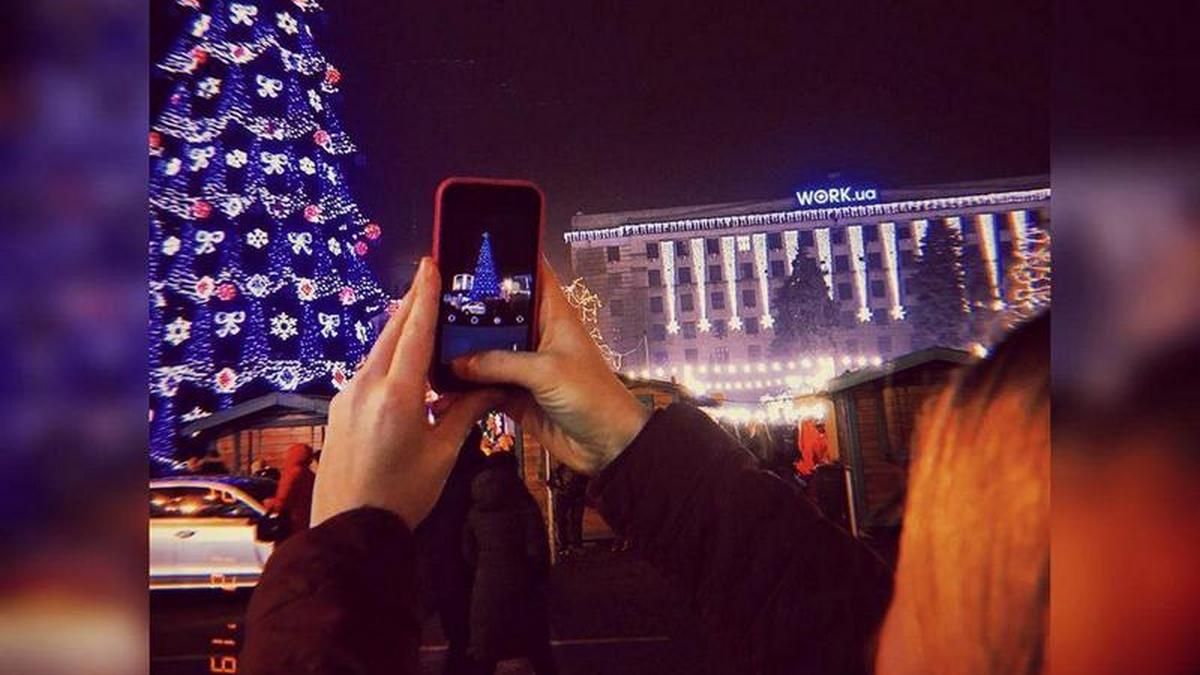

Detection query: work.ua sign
xmin=795 ymin=186 xmax=878 ymax=207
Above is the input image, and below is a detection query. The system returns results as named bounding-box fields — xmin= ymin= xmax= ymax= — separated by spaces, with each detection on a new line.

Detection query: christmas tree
xmin=770 ymin=250 xmax=839 ymax=357
xmin=469 ymin=232 xmax=501 ymax=301
xmin=149 ymin=0 xmax=389 ymax=471
xmin=907 ymin=220 xmax=968 ymax=349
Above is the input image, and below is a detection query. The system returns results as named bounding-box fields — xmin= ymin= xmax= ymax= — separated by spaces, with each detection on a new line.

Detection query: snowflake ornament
xmin=163 ymin=157 xmax=182 ymax=176
xmin=246 ymin=229 xmax=269 ymax=249
xmin=162 ymin=236 xmax=181 ymax=256
xmin=271 ymin=312 xmax=298 ymax=340
xmin=299 ymin=157 xmax=316 ymax=175
xmin=276 ymin=11 xmax=298 ymax=34
xmin=191 ymin=13 xmax=211 ymax=37
xmin=194 ymin=275 xmax=215 ymax=301
xmin=327 ymin=238 xmax=342 ymax=256
xmin=276 ymin=366 xmax=300 ymax=391
xmin=307 ymin=89 xmax=322 ymax=112
xmin=221 ymin=197 xmax=246 ymax=218
xmin=197 ymin=77 xmax=221 ymax=99
xmin=164 ymin=317 xmax=192 ymax=346
xmin=180 ymin=407 xmax=211 ymax=423
xmin=325 ymin=166 xmax=338 ymax=184
xmin=355 ymin=321 xmax=370 ymax=344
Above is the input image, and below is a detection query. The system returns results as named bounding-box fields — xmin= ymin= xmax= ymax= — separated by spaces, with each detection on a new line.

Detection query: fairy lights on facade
xmin=880 ymin=221 xmax=905 ymax=320
xmin=848 ymin=225 xmax=871 ymax=322
xmin=720 ymin=235 xmax=742 ymax=330
xmin=975 ymin=213 xmax=1003 ymax=308
xmin=660 ymin=240 xmax=679 ymax=333
xmin=690 ymin=237 xmax=710 ymax=331
xmin=752 ymin=233 xmax=774 ymax=328
xmin=814 ymin=227 xmax=834 ymax=298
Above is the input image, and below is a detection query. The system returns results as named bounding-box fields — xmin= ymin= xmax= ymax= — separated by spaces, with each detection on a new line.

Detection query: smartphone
xmin=430 ymin=177 xmax=544 ymax=392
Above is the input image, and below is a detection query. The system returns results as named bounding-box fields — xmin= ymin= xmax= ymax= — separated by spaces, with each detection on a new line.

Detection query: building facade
xmin=565 ymin=176 xmax=1049 ymax=395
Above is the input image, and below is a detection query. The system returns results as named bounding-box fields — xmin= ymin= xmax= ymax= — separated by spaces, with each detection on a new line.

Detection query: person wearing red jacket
xmin=263 ymin=443 xmax=315 ymax=540
xmin=240 ymin=258 xmax=894 ymax=674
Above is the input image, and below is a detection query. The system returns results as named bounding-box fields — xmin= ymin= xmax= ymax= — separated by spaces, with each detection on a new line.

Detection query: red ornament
xmin=303 ymin=204 xmax=322 ymax=222
xmin=149 ymin=131 xmax=162 ymax=150
xmin=324 ymin=66 xmax=342 ymax=86
xmin=215 ymin=367 xmax=238 ymax=393
xmin=313 ymin=129 xmax=330 ymax=147
xmin=216 ymin=283 xmax=238 ymax=301
xmin=195 ymin=276 xmax=215 ymax=301
xmin=353 ymin=241 xmax=368 ymax=257
xmin=364 ymin=222 xmax=381 ymax=240
xmin=190 ymin=47 xmax=208 ymax=69
xmin=338 ymin=286 xmax=357 ymax=305
xmin=192 ymin=200 xmax=212 ymax=219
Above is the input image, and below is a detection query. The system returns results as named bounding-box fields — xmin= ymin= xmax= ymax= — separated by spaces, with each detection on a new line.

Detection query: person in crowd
xmin=462 ymin=449 xmax=555 ymax=675
xmin=417 ymin=425 xmax=488 ymax=675
xmin=240 ymin=258 xmax=1047 ymax=675
xmin=548 ymin=461 xmax=588 ymax=559
xmin=250 ymin=458 xmax=281 ymax=481
xmin=263 ymin=443 xmax=315 ymax=540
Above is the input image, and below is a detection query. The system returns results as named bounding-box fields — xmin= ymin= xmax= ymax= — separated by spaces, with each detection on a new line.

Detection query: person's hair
xmin=886 ymin=313 xmax=1049 ymax=674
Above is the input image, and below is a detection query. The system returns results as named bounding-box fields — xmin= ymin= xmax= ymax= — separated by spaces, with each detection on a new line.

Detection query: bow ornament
xmin=260 ymin=151 xmax=289 ymax=175
xmin=189 ymin=146 xmax=215 ymax=171
xmin=194 ymin=229 xmax=226 ymax=254
xmin=214 ymin=311 xmax=246 ymax=338
xmin=256 ymin=74 xmax=283 ymax=98
xmin=287 ymin=231 xmax=313 ymax=255
xmin=229 ymin=3 xmax=258 ymax=26
xmin=318 ymin=313 xmax=341 ymax=338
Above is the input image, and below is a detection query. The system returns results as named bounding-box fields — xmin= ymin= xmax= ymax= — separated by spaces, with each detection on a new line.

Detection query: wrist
xmin=597 ymin=393 xmax=651 ymax=473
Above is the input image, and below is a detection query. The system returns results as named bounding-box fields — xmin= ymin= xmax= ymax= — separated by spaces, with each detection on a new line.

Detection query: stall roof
xmin=824 ymin=347 xmax=976 ymax=393
xmin=179 ymin=392 xmax=331 ymax=439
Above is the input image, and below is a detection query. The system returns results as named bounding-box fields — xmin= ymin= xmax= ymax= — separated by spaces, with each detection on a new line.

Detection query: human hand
xmin=310 ymin=258 xmax=503 ymax=529
xmin=451 ymin=259 xmax=650 ymax=475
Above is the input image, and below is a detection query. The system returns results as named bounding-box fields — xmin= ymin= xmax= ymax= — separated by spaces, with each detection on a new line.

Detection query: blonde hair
xmin=883 ymin=314 xmax=1049 ymax=675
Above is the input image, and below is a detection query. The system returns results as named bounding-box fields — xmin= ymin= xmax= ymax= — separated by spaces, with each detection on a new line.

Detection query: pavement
xmin=150 ymin=542 xmax=729 ymax=675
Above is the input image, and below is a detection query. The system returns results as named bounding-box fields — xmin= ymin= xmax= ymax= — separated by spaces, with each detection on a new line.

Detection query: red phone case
xmin=431 ymin=177 xmax=545 ymax=387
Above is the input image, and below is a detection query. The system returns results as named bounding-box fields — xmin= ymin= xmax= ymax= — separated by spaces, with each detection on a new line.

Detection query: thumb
xmin=434 ymin=387 xmax=505 ymax=447
xmin=452 ymin=350 xmax=546 ymax=390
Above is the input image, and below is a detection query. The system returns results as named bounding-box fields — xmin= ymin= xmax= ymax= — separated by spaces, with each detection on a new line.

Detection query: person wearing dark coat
xmin=462 ymin=452 xmax=555 ymax=674
xmin=548 ymin=462 xmax=588 ymax=557
xmin=240 ymin=258 xmax=892 ymax=675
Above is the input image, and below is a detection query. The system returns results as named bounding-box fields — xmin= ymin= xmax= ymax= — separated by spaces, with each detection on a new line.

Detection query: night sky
xmin=152 ymin=1 xmax=1049 ymax=293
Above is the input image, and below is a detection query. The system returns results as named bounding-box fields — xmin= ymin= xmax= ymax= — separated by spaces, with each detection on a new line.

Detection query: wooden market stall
xmin=178 ymin=392 xmax=331 ymax=475
xmin=824 ymin=348 xmax=976 ymax=538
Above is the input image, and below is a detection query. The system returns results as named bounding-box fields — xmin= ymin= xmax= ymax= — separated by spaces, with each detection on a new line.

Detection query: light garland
xmin=848 ymin=225 xmax=871 ymax=322
xmin=880 ymin=221 xmax=905 ymax=320
xmin=720 ymin=236 xmax=742 ymax=330
xmin=783 ymin=230 xmax=800 ymax=275
xmin=814 ymin=227 xmax=834 ymax=299
xmin=975 ymin=213 xmax=1003 ymax=308
xmin=563 ymin=189 xmax=1052 ymax=243
xmin=659 ymin=241 xmax=679 ymax=334
xmin=752 ymin=233 xmax=774 ymax=329
xmin=690 ymin=238 xmax=710 ymax=331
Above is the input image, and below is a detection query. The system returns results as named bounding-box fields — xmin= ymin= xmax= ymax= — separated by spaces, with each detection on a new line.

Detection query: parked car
xmin=462 ymin=301 xmax=487 ymax=315
xmin=149 ymin=476 xmax=287 ymax=591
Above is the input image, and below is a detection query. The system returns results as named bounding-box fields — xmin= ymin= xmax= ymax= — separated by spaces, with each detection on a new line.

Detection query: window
xmin=685 ymin=348 xmax=699 ymax=363
xmin=606 ymin=246 xmax=621 ymax=262
xmin=150 ymin=487 xmax=258 ymax=519
xmin=835 ymin=255 xmax=850 ymax=273
xmin=649 ymin=296 xmax=663 ymax=313
xmin=745 ymin=317 xmax=760 ymax=334
xmin=610 ymin=298 xmax=624 ymax=316
xmin=677 ymin=267 xmax=692 ymax=285
xmin=648 ymin=269 xmax=661 ymax=287
xmin=877 ymin=335 xmax=893 ymax=354
xmin=901 ymin=250 xmax=915 ymax=266
xmin=653 ymin=351 xmax=669 ymax=365
xmin=770 ymin=260 xmax=786 ymax=278
xmin=683 ymin=322 xmax=697 ymax=339
xmin=706 ymin=238 xmax=721 ymax=255
xmin=646 ymin=242 xmax=659 ymax=259
xmin=711 ymin=346 xmax=730 ymax=364
xmin=742 ymin=289 xmax=757 ymax=308
xmin=831 ymin=229 xmax=846 ymax=245
xmin=837 ymin=282 xmax=853 ymax=300
xmin=767 ymin=232 xmax=783 ymax=250
xmin=899 ymin=227 xmax=913 ymax=240
xmin=867 ymin=252 xmax=882 ymax=269
xmin=711 ymin=291 xmax=726 ymax=310
xmin=650 ymin=324 xmax=666 ymax=341
xmin=870 ymin=279 xmax=886 ymax=298
xmin=863 ymin=224 xmax=879 ymax=242
xmin=799 ymin=230 xmax=815 ymax=246
xmin=708 ymin=264 xmax=723 ymax=282
xmin=679 ymin=293 xmax=694 ymax=312
xmin=739 ymin=262 xmax=754 ymax=280
xmin=675 ymin=240 xmax=689 ymax=257
xmin=965 ymin=244 xmax=980 ymax=260
xmin=748 ymin=345 xmax=762 ymax=359
xmin=712 ymin=319 xmax=727 ymax=338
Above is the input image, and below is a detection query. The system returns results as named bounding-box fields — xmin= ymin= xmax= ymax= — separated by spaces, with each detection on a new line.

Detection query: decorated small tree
xmin=149 ymin=0 xmax=389 ymax=471
xmin=907 ymin=220 xmax=968 ymax=349
xmin=770 ymin=250 xmax=839 ymax=357
xmin=469 ymin=232 xmax=501 ymax=301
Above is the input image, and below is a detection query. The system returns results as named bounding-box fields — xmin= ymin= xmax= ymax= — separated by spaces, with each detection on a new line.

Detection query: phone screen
xmin=433 ymin=180 xmax=541 ymax=389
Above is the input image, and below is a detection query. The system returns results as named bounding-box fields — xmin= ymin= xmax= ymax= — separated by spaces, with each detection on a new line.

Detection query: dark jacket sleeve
xmin=588 ymin=404 xmax=894 ymax=675
xmin=240 ymin=507 xmax=421 ymax=675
